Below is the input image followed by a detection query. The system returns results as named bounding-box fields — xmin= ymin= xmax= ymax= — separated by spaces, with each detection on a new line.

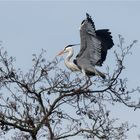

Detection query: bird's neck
xmin=65 ymin=49 xmax=74 ymax=63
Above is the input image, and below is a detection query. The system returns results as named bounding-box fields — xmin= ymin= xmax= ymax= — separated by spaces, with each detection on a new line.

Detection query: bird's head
xmin=57 ymin=44 xmax=79 ymax=56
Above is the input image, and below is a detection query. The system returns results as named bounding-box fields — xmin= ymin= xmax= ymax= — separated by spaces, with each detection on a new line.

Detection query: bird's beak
xmin=57 ymin=50 xmax=64 ymax=56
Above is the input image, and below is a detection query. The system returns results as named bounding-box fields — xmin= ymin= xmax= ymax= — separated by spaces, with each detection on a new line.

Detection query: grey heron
xmin=58 ymin=13 xmax=114 ymax=79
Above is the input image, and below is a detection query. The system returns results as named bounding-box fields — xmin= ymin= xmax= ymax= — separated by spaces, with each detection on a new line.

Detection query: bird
xmin=58 ymin=13 xmax=114 ymax=79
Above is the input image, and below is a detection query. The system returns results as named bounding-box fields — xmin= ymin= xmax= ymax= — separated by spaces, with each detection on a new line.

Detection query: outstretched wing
xmin=75 ymin=13 xmax=101 ymax=70
xmin=95 ymin=29 xmax=114 ymax=66
xmin=75 ymin=13 xmax=114 ymax=70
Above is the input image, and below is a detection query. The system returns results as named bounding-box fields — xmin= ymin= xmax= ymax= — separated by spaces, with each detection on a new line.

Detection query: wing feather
xmin=95 ymin=29 xmax=114 ymax=66
xmin=76 ymin=14 xmax=101 ymax=70
xmin=76 ymin=14 xmax=114 ymax=71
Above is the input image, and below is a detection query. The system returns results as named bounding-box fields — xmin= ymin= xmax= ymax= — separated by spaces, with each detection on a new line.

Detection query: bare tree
xmin=0 ymin=35 xmax=139 ymax=140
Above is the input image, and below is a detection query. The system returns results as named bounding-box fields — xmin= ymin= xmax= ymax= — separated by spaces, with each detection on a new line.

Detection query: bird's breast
xmin=65 ymin=61 xmax=80 ymax=72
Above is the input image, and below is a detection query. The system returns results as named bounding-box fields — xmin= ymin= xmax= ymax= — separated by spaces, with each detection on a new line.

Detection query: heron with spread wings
xmin=58 ymin=13 xmax=114 ymax=79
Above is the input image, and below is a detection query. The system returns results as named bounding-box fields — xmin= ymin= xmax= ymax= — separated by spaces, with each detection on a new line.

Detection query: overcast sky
xmin=0 ymin=1 xmax=140 ymax=139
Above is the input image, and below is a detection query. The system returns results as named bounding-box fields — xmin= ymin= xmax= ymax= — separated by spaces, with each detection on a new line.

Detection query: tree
xmin=0 ymin=35 xmax=139 ymax=140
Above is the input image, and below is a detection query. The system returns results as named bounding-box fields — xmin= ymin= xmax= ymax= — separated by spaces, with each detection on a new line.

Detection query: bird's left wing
xmin=75 ymin=14 xmax=101 ymax=70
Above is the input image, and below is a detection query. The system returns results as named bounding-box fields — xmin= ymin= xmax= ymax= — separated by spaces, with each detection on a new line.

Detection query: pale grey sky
xmin=0 ymin=1 xmax=140 ymax=140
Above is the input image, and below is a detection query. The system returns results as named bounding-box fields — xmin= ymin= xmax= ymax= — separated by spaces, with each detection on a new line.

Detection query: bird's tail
xmin=95 ymin=69 xmax=106 ymax=79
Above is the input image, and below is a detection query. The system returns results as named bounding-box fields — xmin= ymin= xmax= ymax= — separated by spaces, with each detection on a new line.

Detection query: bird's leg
xmin=85 ymin=75 xmax=90 ymax=84
xmin=81 ymin=68 xmax=91 ymax=84
xmin=81 ymin=68 xmax=86 ymax=76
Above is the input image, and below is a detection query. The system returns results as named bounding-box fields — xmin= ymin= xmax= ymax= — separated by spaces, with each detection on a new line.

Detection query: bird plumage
xmin=58 ymin=13 xmax=114 ymax=79
xmin=63 ymin=47 xmax=80 ymax=72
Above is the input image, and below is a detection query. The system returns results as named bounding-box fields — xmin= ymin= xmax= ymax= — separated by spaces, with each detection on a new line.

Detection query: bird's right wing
xmin=95 ymin=29 xmax=114 ymax=66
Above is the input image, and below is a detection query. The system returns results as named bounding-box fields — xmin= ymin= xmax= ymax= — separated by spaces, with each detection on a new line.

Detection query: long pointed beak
xmin=57 ymin=50 xmax=64 ymax=56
